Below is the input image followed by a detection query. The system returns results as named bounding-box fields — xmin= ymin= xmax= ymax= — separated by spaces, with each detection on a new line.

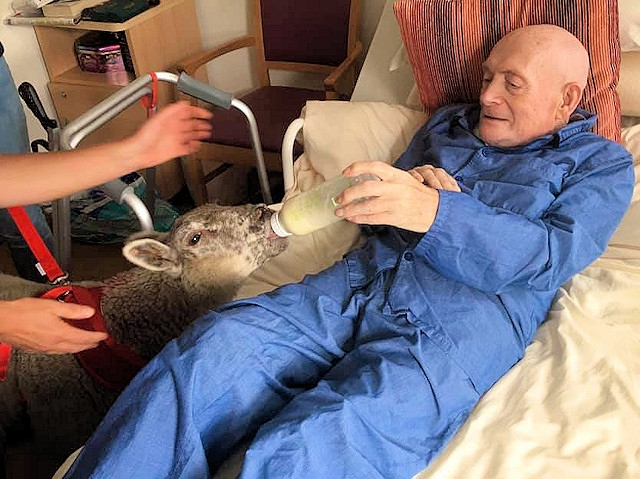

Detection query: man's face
xmin=477 ymin=41 xmax=563 ymax=148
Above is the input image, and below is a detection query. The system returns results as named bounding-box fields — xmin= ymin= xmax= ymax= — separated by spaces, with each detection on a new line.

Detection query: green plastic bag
xmin=61 ymin=173 xmax=179 ymax=245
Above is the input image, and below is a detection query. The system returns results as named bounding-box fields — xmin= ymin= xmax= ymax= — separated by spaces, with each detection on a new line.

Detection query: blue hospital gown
xmin=65 ymin=104 xmax=634 ymax=478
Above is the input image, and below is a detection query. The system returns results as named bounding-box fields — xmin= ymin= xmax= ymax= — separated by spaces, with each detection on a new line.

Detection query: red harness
xmin=0 ymin=206 xmax=147 ymax=392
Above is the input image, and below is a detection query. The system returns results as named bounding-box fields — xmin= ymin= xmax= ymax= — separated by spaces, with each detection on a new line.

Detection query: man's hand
xmin=128 ymin=101 xmax=214 ymax=169
xmin=334 ymin=161 xmax=445 ymax=233
xmin=0 ymin=298 xmax=108 ymax=354
xmin=409 ymin=164 xmax=461 ymax=192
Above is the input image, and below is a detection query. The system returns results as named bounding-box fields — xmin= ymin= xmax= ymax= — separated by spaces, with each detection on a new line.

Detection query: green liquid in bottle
xmin=271 ymin=173 xmax=379 ymax=237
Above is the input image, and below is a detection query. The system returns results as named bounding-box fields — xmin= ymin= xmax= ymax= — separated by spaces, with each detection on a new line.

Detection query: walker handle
xmin=18 ymin=82 xmax=57 ymax=131
xmin=100 ymin=179 xmax=134 ymax=204
xmin=176 ymin=73 xmax=233 ymax=110
xmin=99 ymin=179 xmax=154 ymax=231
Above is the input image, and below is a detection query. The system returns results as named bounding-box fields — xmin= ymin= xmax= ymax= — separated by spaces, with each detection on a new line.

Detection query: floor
xmin=0 ymin=240 xmax=131 ymax=282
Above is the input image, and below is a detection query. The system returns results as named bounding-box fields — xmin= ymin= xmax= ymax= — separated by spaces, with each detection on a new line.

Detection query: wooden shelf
xmin=50 ymin=0 xmax=186 ymax=32
xmin=54 ymin=66 xmax=135 ymax=87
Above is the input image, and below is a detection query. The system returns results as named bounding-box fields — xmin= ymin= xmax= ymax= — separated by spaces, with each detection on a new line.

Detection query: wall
xmin=0 ymin=0 xmax=56 ymax=145
xmin=193 ymin=0 xmax=386 ymax=93
xmin=1 ymin=0 xmax=386 ymax=142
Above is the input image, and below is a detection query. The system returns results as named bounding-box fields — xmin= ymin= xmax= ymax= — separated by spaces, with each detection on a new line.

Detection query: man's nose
xmin=480 ymin=80 xmax=501 ymax=106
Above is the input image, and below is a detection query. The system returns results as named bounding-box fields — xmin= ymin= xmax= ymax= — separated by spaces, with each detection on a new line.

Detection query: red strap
xmin=7 ymin=206 xmax=65 ymax=282
xmin=0 ymin=344 xmax=11 ymax=380
xmin=140 ymin=72 xmax=158 ymax=118
xmin=42 ymin=285 xmax=147 ymax=392
xmin=1 ymin=206 xmax=68 ymax=380
xmin=0 ymin=217 xmax=147 ymax=388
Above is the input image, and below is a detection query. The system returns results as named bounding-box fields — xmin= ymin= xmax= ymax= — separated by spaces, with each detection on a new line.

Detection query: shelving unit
xmin=33 ymin=0 xmax=205 ymax=198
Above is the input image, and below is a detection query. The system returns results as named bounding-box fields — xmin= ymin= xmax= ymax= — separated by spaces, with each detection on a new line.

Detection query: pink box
xmin=76 ymin=44 xmax=125 ymax=73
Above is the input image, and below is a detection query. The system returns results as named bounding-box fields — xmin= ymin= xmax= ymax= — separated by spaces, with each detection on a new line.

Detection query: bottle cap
xmin=270 ymin=211 xmax=292 ymax=237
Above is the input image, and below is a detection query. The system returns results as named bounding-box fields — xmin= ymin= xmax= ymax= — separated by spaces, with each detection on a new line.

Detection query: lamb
xmin=0 ymin=202 xmax=287 ymax=476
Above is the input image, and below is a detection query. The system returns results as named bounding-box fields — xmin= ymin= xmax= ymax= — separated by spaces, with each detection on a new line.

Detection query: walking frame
xmin=20 ymin=71 xmax=273 ymax=273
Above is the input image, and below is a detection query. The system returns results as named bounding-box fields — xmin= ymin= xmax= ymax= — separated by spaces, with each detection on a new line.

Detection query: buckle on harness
xmin=55 ymin=289 xmax=73 ymax=302
xmin=51 ymin=272 xmax=70 ymax=286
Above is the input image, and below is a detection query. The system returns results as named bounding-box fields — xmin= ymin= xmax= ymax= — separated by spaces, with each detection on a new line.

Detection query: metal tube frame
xmin=54 ymin=71 xmax=270 ymax=271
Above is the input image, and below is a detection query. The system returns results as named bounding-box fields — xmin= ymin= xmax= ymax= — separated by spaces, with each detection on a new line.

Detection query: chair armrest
xmin=175 ymin=34 xmax=257 ymax=77
xmin=323 ymin=41 xmax=363 ymax=99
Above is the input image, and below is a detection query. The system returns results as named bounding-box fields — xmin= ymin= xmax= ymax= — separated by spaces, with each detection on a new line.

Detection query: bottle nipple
xmin=270 ymin=210 xmax=291 ymax=237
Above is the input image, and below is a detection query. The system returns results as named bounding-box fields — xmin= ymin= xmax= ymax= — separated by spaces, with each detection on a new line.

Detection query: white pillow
xmin=301 ymin=100 xmax=426 ymax=179
xmin=602 ymin=123 xmax=640 ymax=258
xmin=620 ymin=0 xmax=640 ymax=52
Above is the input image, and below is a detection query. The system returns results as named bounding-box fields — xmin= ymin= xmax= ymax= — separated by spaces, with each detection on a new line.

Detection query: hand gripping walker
xmin=19 ymin=72 xmax=271 ymax=273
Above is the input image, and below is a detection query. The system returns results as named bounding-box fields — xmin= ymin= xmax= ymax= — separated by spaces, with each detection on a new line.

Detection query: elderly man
xmin=64 ymin=25 xmax=634 ymax=479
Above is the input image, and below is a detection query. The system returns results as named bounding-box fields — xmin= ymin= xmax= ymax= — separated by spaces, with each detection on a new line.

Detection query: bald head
xmin=477 ymin=25 xmax=591 ymax=148
xmin=495 ymin=24 xmax=590 ymax=90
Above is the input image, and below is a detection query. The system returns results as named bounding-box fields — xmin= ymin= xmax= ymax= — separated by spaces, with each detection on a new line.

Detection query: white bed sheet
xmin=415 ymin=254 xmax=640 ymax=478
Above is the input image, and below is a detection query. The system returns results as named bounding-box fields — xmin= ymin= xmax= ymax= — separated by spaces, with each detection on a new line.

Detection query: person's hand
xmin=0 ymin=298 xmax=108 ymax=354
xmin=128 ymin=101 xmax=214 ymax=169
xmin=409 ymin=164 xmax=461 ymax=192
xmin=334 ymin=161 xmax=442 ymax=233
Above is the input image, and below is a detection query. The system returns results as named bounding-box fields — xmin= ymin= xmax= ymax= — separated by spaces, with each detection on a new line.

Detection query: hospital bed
xmin=55 ymin=0 xmax=640 ymax=477
xmin=233 ymin=2 xmax=640 ymax=477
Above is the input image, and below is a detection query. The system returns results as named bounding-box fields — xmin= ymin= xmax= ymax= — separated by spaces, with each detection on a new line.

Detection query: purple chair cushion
xmin=209 ymin=86 xmax=325 ymax=154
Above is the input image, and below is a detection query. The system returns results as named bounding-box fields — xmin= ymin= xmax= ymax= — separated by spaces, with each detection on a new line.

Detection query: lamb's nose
xmin=254 ymin=205 xmax=270 ymax=221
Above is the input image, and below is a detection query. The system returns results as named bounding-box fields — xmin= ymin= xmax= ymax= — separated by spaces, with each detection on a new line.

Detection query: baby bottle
xmin=270 ymin=173 xmax=379 ymax=237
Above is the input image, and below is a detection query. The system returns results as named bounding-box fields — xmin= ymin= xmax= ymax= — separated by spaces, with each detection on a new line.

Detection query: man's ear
xmin=558 ymin=82 xmax=584 ymax=121
xmin=122 ymin=238 xmax=182 ymax=276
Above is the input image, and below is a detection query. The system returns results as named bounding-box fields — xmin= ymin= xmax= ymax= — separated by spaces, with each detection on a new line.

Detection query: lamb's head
xmin=122 ymin=203 xmax=288 ymax=306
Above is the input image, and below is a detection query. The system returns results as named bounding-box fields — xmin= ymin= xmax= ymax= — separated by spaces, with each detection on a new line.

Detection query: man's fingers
xmin=411 ymin=165 xmax=461 ymax=192
xmin=343 ymin=160 xmax=400 ymax=181
xmin=409 ymin=170 xmax=425 ymax=183
xmin=422 ymin=169 xmax=444 ymax=189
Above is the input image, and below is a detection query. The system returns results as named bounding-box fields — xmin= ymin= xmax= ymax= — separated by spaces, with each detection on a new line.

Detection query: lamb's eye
xmin=189 ymin=232 xmax=202 ymax=245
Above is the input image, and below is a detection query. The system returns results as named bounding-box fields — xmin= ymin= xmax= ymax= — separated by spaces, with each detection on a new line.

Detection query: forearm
xmin=0 ymin=139 xmax=141 ymax=207
xmin=416 ymin=186 xmax=628 ymax=294
xmin=0 ymin=101 xmax=213 ymax=208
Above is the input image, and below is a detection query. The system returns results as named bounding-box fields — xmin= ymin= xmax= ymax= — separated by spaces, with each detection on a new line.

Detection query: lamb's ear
xmin=125 ymin=230 xmax=169 ymax=243
xmin=122 ymin=238 xmax=182 ymax=275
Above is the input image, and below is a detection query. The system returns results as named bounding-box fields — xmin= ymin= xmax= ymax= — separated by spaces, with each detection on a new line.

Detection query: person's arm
xmin=335 ymin=160 xmax=443 ymax=232
xmin=0 ymin=101 xmax=212 ymax=208
xmin=338 ymin=147 xmax=634 ymax=294
xmin=411 ymin=152 xmax=633 ymax=294
xmin=0 ymin=298 xmax=108 ymax=353
xmin=335 ymin=102 xmax=635 ymax=295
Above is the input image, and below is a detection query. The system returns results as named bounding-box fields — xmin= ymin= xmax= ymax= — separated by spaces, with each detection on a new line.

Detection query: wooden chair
xmin=175 ymin=0 xmax=362 ymax=205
